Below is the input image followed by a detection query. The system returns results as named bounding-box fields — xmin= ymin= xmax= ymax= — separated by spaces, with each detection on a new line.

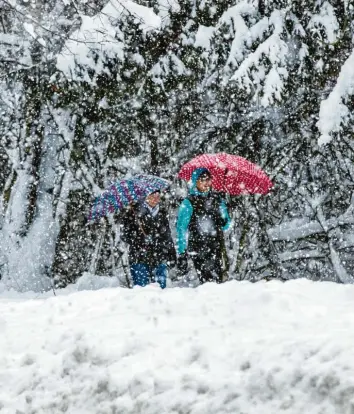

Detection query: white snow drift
xmin=1 ymin=279 xmax=354 ymax=413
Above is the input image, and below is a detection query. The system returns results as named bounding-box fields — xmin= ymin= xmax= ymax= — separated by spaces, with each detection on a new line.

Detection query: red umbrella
xmin=178 ymin=153 xmax=273 ymax=195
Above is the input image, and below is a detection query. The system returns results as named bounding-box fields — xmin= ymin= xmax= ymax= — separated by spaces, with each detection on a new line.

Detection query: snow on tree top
xmin=57 ymin=0 xmax=161 ymax=80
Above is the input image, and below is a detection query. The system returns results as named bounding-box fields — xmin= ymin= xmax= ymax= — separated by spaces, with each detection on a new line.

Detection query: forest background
xmin=0 ymin=0 xmax=353 ymax=292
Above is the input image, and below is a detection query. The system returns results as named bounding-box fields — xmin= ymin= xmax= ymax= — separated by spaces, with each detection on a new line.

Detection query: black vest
xmin=187 ymin=192 xmax=227 ymax=253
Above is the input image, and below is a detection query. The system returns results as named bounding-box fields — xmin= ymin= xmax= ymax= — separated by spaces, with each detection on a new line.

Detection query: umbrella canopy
xmin=178 ymin=153 xmax=273 ymax=195
xmin=89 ymin=174 xmax=170 ymax=222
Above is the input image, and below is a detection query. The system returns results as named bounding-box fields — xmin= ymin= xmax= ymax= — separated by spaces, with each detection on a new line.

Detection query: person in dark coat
xmin=121 ymin=190 xmax=176 ymax=289
xmin=176 ymin=168 xmax=231 ymax=284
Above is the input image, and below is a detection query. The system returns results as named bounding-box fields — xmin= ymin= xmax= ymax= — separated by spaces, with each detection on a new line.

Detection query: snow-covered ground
xmin=1 ymin=279 xmax=354 ymax=413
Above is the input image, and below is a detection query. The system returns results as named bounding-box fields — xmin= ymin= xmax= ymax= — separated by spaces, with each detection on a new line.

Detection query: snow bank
xmin=0 ymin=272 xmax=124 ymax=299
xmin=1 ymin=279 xmax=354 ymax=413
xmin=75 ymin=271 xmax=122 ymax=291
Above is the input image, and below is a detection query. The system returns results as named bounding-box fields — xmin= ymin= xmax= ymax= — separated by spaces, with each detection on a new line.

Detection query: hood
xmin=189 ymin=168 xmax=211 ymax=196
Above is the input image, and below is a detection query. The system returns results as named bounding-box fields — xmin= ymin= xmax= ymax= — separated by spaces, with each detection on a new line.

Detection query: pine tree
xmin=1 ymin=0 xmax=354 ymax=289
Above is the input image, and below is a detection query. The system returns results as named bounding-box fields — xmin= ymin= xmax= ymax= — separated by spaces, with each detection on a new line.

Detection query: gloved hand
xmin=177 ymin=252 xmax=188 ymax=276
xmin=167 ymin=258 xmax=177 ymax=269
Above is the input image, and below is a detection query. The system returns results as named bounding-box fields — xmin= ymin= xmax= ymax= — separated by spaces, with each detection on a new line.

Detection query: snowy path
xmin=1 ymin=279 xmax=354 ymax=413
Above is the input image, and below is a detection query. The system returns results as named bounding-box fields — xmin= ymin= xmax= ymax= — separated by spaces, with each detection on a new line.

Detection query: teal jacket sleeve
xmin=176 ymin=199 xmax=193 ymax=255
xmin=220 ymin=199 xmax=232 ymax=231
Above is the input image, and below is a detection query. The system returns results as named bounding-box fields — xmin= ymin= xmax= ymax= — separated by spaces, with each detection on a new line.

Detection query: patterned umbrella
xmin=178 ymin=153 xmax=273 ymax=195
xmin=89 ymin=174 xmax=170 ymax=222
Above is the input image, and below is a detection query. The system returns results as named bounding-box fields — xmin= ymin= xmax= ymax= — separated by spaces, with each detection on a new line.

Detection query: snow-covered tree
xmin=1 ymin=0 xmax=354 ymax=290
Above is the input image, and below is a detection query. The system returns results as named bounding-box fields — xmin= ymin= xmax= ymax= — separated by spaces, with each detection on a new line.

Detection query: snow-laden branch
xmin=268 ymin=209 xmax=354 ymax=242
xmin=229 ymin=10 xmax=288 ymax=107
xmin=221 ymin=2 xmax=257 ymax=69
xmin=329 ymin=242 xmax=354 ymax=284
xmin=57 ymin=0 xmax=161 ymax=80
xmin=150 ymin=53 xmax=189 ymax=83
xmin=317 ymin=48 xmax=354 ymax=146
xmin=0 ymin=33 xmax=32 ymax=67
xmin=307 ymin=1 xmax=339 ymax=44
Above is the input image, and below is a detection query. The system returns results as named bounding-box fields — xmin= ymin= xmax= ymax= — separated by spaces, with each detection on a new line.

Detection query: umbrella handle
xmin=222 ymin=168 xmax=229 ymax=193
xmin=131 ymin=208 xmax=148 ymax=237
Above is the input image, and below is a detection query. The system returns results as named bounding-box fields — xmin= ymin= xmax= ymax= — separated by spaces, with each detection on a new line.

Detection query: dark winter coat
xmin=121 ymin=202 xmax=176 ymax=268
xmin=176 ymin=168 xmax=232 ymax=283
xmin=187 ymin=192 xmax=228 ymax=254
xmin=176 ymin=169 xmax=231 ymax=256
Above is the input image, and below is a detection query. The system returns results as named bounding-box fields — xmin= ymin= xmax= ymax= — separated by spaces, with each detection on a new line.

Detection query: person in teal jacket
xmin=176 ymin=168 xmax=231 ymax=284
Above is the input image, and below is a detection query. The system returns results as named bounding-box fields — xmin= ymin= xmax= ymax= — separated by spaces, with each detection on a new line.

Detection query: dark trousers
xmin=192 ymin=251 xmax=223 ymax=284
